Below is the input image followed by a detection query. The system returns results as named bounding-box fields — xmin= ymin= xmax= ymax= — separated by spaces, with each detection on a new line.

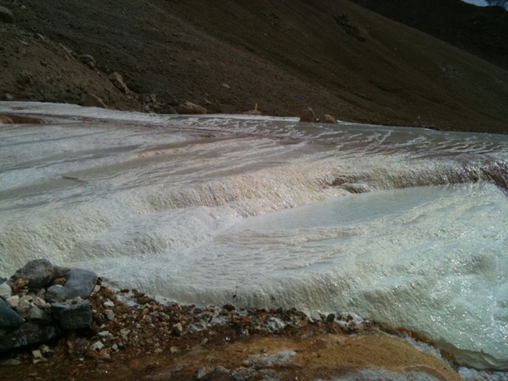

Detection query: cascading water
xmin=1 ymin=102 xmax=508 ymax=370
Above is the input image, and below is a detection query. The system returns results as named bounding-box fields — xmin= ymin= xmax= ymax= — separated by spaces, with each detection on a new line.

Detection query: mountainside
xmin=1 ymin=0 xmax=508 ymax=133
xmin=354 ymin=0 xmax=508 ymax=71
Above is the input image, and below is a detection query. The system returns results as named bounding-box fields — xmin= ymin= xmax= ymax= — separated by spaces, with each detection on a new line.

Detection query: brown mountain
xmin=1 ymin=0 xmax=508 ymax=133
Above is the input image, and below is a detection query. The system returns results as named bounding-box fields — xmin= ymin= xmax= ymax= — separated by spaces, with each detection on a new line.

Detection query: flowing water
xmin=1 ymin=102 xmax=508 ymax=370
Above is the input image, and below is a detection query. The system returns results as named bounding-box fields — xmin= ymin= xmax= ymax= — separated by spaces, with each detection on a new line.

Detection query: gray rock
xmin=3 ymin=93 xmax=14 ymax=101
xmin=28 ymin=306 xmax=52 ymax=325
xmin=12 ymin=259 xmax=54 ymax=288
xmin=90 ymin=340 xmax=104 ymax=351
xmin=45 ymin=269 xmax=96 ymax=303
xmin=231 ymin=367 xmax=257 ymax=381
xmin=0 ymin=298 xmax=24 ymax=328
xmin=52 ymin=265 xmax=70 ymax=280
xmin=0 ymin=6 xmax=15 ymax=23
xmin=45 ymin=284 xmax=67 ymax=303
xmin=0 ymin=282 xmax=12 ymax=299
xmin=51 ymin=299 xmax=93 ymax=330
xmin=64 ymin=269 xmax=98 ymax=300
xmin=0 ymin=323 xmax=61 ymax=353
xmin=249 ymin=350 xmax=296 ymax=369
xmin=104 ymin=310 xmax=115 ymax=321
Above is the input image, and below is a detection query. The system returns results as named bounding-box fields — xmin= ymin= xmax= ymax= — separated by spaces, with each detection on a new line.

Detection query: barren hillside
xmin=1 ymin=0 xmax=508 ymax=133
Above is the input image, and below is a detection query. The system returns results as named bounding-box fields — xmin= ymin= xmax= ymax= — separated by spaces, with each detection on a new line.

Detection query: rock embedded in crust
xmin=12 ymin=259 xmax=54 ymax=289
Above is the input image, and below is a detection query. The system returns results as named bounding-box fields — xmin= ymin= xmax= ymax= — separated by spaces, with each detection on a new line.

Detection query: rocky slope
xmin=1 ymin=0 xmax=508 ymax=133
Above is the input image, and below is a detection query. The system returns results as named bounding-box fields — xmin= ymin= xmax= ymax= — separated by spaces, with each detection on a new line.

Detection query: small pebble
xmin=103 ymin=300 xmax=114 ymax=308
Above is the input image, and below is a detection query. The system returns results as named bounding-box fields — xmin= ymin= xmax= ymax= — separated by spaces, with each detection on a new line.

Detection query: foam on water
xmin=1 ymin=102 xmax=508 ymax=370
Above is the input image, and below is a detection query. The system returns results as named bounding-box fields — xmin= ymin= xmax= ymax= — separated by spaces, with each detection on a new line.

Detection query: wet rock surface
xmin=0 ymin=260 xmax=464 ymax=380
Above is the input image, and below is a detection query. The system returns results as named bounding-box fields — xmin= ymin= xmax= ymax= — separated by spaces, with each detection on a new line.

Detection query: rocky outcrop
xmin=176 ymin=101 xmax=207 ymax=115
xmin=46 ymin=269 xmax=97 ymax=302
xmin=0 ymin=6 xmax=15 ymax=23
xmin=0 ymin=259 xmax=97 ymax=353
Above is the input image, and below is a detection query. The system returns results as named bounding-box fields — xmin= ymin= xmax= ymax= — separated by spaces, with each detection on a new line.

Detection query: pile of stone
xmin=0 ymin=259 xmax=98 ymax=353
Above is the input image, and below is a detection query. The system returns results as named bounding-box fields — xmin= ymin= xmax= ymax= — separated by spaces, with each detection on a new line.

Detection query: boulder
xmin=52 ymin=299 xmax=93 ymax=330
xmin=323 ymin=114 xmax=337 ymax=124
xmin=0 ymin=298 xmax=24 ymax=328
xmin=176 ymin=101 xmax=207 ymax=115
xmin=0 ymin=323 xmax=60 ymax=353
xmin=64 ymin=269 xmax=98 ymax=300
xmin=299 ymin=108 xmax=317 ymax=123
xmin=108 ymin=72 xmax=130 ymax=94
xmin=0 ymin=6 xmax=15 ymax=24
xmin=46 ymin=269 xmax=97 ymax=302
xmin=12 ymin=259 xmax=54 ymax=289
xmin=78 ymin=54 xmax=96 ymax=69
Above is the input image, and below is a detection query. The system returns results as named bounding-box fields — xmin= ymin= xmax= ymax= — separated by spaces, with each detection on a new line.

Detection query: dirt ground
xmin=0 ymin=283 xmax=462 ymax=381
xmin=1 ymin=0 xmax=508 ymax=133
